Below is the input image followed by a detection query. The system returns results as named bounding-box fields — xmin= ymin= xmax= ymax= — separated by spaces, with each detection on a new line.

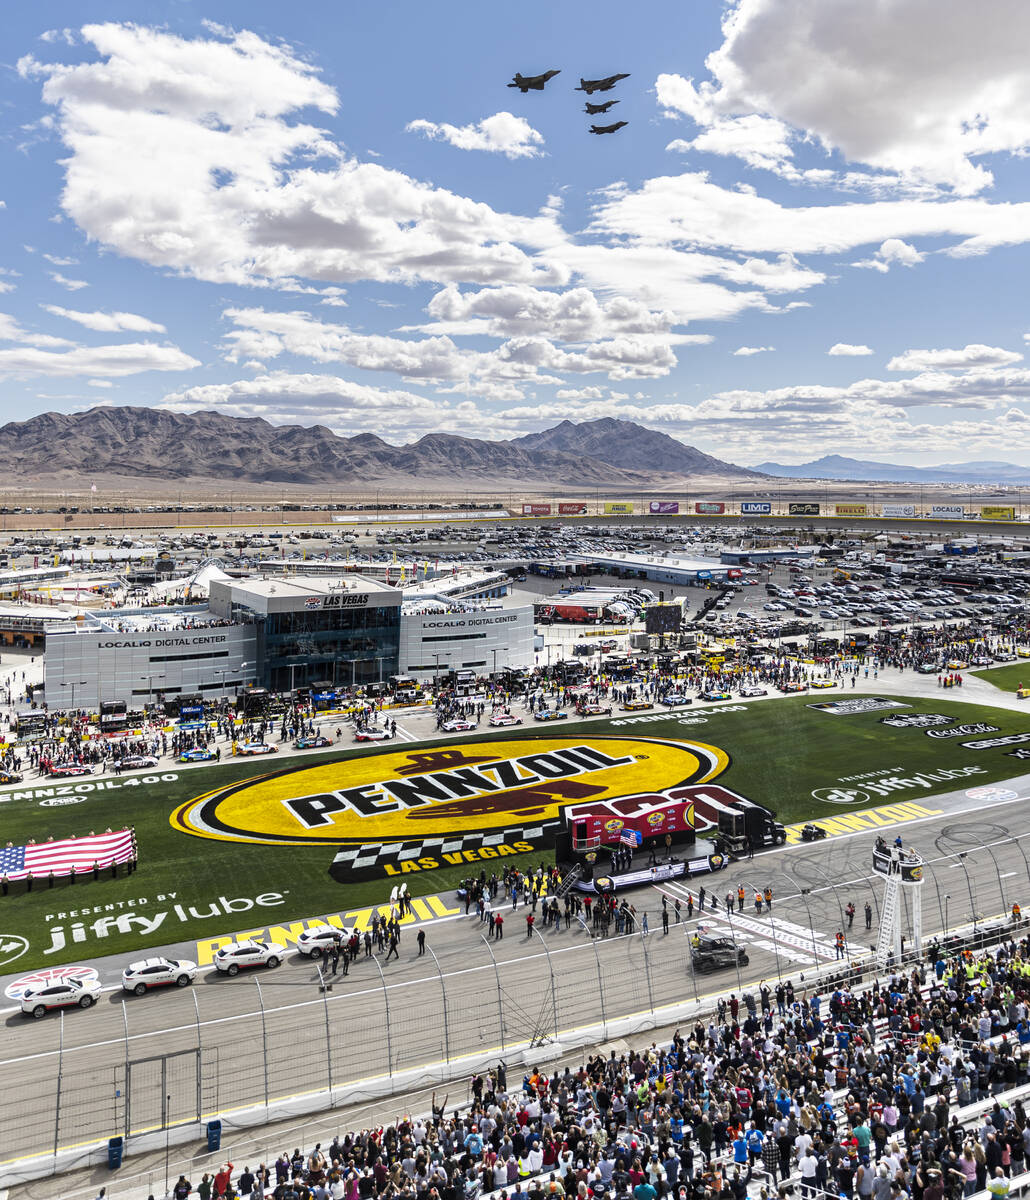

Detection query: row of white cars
xmin=19 ymin=923 xmax=351 ymax=1018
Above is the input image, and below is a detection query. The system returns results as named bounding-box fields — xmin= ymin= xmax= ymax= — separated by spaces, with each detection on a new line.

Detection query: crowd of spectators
xmin=152 ymin=932 xmax=1030 ymax=1200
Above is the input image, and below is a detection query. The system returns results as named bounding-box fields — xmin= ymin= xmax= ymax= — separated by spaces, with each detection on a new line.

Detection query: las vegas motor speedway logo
xmin=172 ymin=736 xmax=731 ymax=879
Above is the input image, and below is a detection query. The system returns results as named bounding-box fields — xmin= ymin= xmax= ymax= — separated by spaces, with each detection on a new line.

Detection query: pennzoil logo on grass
xmin=172 ymin=736 xmax=728 ymax=847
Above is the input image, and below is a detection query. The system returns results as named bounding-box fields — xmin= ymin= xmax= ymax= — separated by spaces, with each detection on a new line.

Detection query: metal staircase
xmin=555 ymin=863 xmax=583 ymax=898
xmin=875 ymin=870 xmax=900 ymax=968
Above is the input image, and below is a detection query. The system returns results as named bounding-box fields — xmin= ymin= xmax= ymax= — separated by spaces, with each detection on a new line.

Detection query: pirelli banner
xmin=558 ymin=502 xmax=587 ymax=515
xmin=604 ymin=502 xmax=634 ymax=515
xmin=882 ymin=504 xmax=916 ymax=518
xmin=788 ymin=502 xmax=820 ymax=516
xmin=835 ymin=503 xmax=868 ymax=518
xmin=981 ymin=506 xmax=1016 ymax=521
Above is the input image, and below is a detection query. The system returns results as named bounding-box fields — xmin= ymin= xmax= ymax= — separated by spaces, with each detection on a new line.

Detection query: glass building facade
xmin=209 ymin=577 xmax=403 ymax=695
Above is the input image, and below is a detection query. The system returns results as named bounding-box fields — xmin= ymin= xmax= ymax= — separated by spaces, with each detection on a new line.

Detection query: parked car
xmin=214 ymin=940 xmax=286 ymax=975
xmin=122 ymin=957 xmax=198 ymax=994
xmin=22 ymin=976 xmax=103 ymax=1019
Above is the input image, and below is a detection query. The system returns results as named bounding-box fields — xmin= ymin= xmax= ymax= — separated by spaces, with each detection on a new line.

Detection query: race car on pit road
xmin=295 ymin=734 xmax=332 ymax=749
xmin=699 ymin=689 xmax=732 ymax=701
xmin=119 ymin=754 xmax=159 ymax=769
xmin=660 ymin=693 xmax=692 ymax=706
xmin=122 ymin=956 xmax=198 ymax=994
xmin=354 ymin=726 xmax=393 ymax=742
xmin=214 ymin=940 xmax=286 ymax=975
xmin=621 ymin=699 xmax=653 ymax=711
xmin=237 ymin=741 xmax=278 ymax=755
xmin=738 ymin=685 xmax=768 ymax=697
xmin=533 ymin=709 xmax=569 ymax=722
xmin=179 ymin=747 xmax=216 ymax=762
xmin=48 ymin=762 xmax=93 ymax=777
xmin=21 ymin=976 xmax=103 ymax=1019
xmin=576 ymin=702 xmax=613 ymax=716
xmin=441 ymin=718 xmax=477 ymax=732
xmin=488 ymin=713 xmax=523 ymax=727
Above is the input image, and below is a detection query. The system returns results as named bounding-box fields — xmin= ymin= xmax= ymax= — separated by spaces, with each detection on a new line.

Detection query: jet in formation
xmin=589 ymin=120 xmax=629 ymax=135
xmin=575 ymin=74 xmax=631 ymax=94
xmin=508 ymin=70 xmax=561 ymax=93
xmin=584 ymin=99 xmax=620 ymax=115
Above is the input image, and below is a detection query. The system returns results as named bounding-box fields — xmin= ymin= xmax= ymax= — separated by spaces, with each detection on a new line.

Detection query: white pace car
xmin=213 ymin=940 xmax=286 ymax=975
xmin=21 ymin=976 xmax=103 ymax=1019
xmin=121 ymin=956 xmax=198 ymax=994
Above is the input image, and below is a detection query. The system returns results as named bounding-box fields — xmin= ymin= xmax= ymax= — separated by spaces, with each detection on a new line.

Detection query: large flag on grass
xmin=0 ymin=828 xmax=135 ymax=880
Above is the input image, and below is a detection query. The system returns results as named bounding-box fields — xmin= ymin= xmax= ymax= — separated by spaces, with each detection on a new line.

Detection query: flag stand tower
xmin=872 ymin=839 xmax=924 ymax=968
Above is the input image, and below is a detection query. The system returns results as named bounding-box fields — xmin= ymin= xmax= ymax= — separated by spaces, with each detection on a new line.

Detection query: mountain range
xmin=755 ymin=454 xmax=1030 ymax=485
xmin=0 ymin=407 xmax=759 ymax=487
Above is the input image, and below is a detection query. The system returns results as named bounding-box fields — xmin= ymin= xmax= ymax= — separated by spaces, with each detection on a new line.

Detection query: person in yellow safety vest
xmin=1013 ymin=902 xmax=1022 ymax=923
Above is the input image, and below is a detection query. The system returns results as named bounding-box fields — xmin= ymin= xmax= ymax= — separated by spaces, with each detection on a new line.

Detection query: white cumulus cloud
xmin=656 ymin=0 xmax=1030 ymax=195
xmin=733 ymin=345 xmax=775 ymax=356
xmin=828 ymin=343 xmax=874 ymax=356
xmin=43 ymin=305 xmax=166 ymax=333
xmin=406 ymin=112 xmax=544 ymax=159
xmin=887 ymin=344 xmax=1023 ymax=372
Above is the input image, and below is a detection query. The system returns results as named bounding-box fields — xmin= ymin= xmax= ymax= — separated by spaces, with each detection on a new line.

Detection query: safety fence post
xmin=480 ymin=934 xmax=508 ymax=1054
xmin=530 ymin=924 xmax=561 ymax=1041
xmin=576 ymin=916 xmax=608 ymax=1038
xmin=371 ymin=954 xmax=394 ymax=1079
xmin=253 ymin=979 xmax=271 ymax=1116
xmin=425 ymin=944 xmax=451 ymax=1066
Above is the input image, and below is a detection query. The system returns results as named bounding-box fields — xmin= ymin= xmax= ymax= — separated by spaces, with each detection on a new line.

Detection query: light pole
xmin=59 ymin=679 xmax=87 ymax=714
xmin=145 ymin=672 xmax=165 ymax=711
xmin=944 ymin=894 xmax=950 ymax=934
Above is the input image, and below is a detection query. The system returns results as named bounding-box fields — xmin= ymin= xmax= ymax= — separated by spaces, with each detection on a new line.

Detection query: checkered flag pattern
xmin=331 ymin=826 xmax=547 ymax=876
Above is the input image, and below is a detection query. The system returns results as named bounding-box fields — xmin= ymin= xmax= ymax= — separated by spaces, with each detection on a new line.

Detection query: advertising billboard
xmin=603 ymin=502 xmax=634 ymax=515
xmin=930 ymin=505 xmax=965 ymax=520
xmin=881 ymin=504 xmax=916 ymax=518
xmin=835 ymin=503 xmax=869 ymax=517
xmin=981 ymin=506 xmax=1016 ymax=521
xmin=521 ymin=503 xmax=552 ymax=516
xmin=788 ymin=502 xmax=820 ymax=516
xmin=558 ymin=502 xmax=587 ymax=515
xmin=649 ymin=500 xmax=680 ymax=514
xmin=694 ymin=502 xmax=726 ymax=515
xmin=740 ymin=501 xmax=772 ymax=515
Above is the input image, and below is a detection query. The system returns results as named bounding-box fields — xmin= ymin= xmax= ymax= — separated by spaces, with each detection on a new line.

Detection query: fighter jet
xmin=589 ymin=120 xmax=628 ymax=134
xmin=584 ymin=99 xmax=620 ymax=115
xmin=508 ymin=70 xmax=561 ymax=93
xmin=576 ymin=74 xmax=630 ymax=95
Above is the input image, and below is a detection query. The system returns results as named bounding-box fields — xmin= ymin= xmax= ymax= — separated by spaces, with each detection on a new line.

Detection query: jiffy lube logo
xmin=172 ymin=736 xmax=728 ymax=846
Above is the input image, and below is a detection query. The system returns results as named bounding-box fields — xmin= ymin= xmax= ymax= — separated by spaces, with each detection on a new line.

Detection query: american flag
xmin=0 ymin=829 xmax=135 ymax=881
xmin=619 ymin=829 xmax=639 ymax=847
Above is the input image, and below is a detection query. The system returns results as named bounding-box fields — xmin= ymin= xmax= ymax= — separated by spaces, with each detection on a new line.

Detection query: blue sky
xmin=2 ymin=0 xmax=1030 ymax=467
